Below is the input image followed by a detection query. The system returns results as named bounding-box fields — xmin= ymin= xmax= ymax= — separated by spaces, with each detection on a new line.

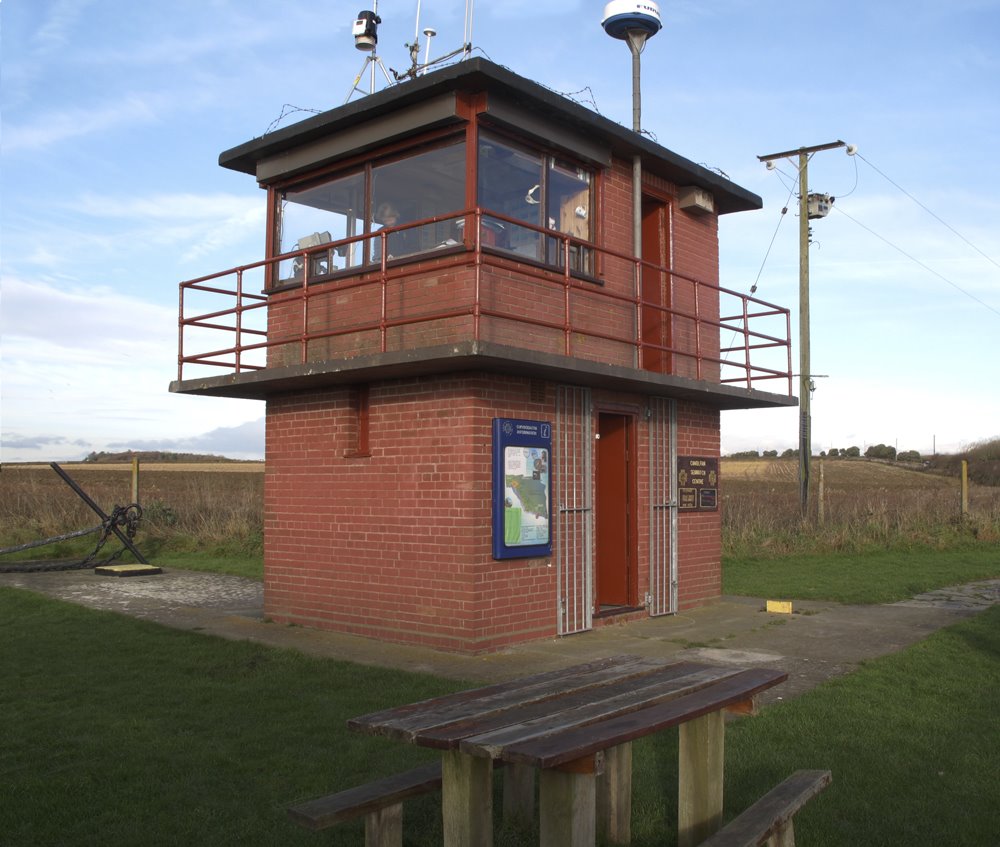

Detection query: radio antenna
xmin=397 ymin=0 xmax=476 ymax=81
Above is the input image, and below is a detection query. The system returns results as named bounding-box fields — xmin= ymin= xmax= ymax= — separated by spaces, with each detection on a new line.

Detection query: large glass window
xmin=369 ymin=144 xmax=466 ymax=263
xmin=477 ymin=133 xmax=593 ymax=273
xmin=277 ymin=172 xmax=366 ymax=281
xmin=273 ymin=140 xmax=466 ymax=284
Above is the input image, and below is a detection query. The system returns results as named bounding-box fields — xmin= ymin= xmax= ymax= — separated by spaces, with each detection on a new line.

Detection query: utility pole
xmin=758 ymin=140 xmax=849 ymax=519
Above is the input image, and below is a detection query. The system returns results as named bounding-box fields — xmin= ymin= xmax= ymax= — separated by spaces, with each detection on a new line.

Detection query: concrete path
xmin=2 ymin=567 xmax=997 ymax=703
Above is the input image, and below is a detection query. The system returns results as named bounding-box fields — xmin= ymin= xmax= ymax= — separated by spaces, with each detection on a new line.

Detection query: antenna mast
xmin=398 ymin=0 xmax=476 ymax=81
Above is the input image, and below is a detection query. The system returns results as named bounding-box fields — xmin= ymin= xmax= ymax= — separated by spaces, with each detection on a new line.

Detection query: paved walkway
xmin=2 ymin=567 xmax=997 ymax=702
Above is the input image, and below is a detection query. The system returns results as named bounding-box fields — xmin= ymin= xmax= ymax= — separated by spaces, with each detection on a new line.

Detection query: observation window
xmin=477 ymin=132 xmax=593 ymax=274
xmin=273 ymin=140 xmax=466 ymax=284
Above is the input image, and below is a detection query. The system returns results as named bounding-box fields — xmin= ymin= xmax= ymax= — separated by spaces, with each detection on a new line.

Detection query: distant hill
xmin=81 ymin=451 xmax=247 ymax=465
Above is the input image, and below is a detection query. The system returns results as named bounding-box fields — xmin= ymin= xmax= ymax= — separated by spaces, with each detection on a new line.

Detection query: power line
xmin=833 ymin=204 xmax=1000 ymax=319
xmin=856 ymin=152 xmax=1000 ymax=271
xmin=747 ymin=181 xmax=796 ymax=295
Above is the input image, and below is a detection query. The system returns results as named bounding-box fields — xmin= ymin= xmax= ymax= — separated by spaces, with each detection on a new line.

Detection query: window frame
xmin=265 ymin=130 xmax=469 ymax=290
xmin=475 ymin=127 xmax=598 ymax=279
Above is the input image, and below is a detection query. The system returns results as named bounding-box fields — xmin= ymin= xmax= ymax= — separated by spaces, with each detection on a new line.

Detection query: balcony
xmin=172 ymin=210 xmax=793 ymax=409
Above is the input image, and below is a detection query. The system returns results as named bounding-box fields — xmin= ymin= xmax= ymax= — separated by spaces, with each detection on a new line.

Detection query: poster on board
xmin=492 ymin=418 xmax=552 ymax=560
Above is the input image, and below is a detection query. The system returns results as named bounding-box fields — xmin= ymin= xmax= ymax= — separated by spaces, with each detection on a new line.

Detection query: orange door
xmin=595 ymin=413 xmax=634 ymax=608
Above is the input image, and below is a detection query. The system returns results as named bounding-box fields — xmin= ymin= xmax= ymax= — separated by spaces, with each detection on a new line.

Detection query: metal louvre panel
xmin=648 ymin=397 xmax=676 ymax=616
xmin=555 ymin=386 xmax=593 ymax=635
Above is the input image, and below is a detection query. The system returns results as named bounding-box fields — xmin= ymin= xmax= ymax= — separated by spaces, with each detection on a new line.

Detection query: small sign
xmin=677 ymin=456 xmax=719 ymax=512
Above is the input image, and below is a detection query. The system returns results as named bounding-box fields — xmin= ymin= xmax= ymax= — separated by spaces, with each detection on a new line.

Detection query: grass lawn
xmin=723 ymin=546 xmax=1000 ymax=604
xmin=3 ymin=586 xmax=998 ymax=845
xmin=148 ymin=549 xmax=264 ymax=580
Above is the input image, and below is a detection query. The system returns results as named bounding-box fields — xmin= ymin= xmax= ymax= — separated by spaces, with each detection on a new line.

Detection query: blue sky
xmin=3 ymin=0 xmax=998 ymax=462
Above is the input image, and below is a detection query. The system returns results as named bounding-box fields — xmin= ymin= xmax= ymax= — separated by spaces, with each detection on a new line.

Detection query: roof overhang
xmin=219 ymin=59 xmax=762 ymax=216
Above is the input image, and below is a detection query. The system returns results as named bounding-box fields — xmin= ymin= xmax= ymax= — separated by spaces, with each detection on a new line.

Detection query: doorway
xmin=595 ymin=411 xmax=637 ymax=611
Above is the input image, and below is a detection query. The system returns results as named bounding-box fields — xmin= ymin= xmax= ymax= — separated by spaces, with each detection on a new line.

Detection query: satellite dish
xmin=601 ymin=0 xmax=662 ymax=40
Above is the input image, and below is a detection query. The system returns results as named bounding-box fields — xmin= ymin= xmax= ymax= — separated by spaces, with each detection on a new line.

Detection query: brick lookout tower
xmin=172 ymin=59 xmax=794 ymax=653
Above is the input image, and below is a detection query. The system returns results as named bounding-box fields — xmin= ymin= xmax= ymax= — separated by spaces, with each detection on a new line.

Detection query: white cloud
xmin=3 ymin=95 xmax=162 ymax=153
xmin=1 ymin=274 xmax=264 ymax=462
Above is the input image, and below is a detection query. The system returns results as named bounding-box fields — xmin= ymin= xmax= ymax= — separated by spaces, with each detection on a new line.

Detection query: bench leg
xmin=502 ymin=762 xmax=536 ymax=828
xmin=678 ymin=710 xmax=724 ymax=847
xmin=596 ymin=742 xmax=632 ymax=844
xmin=365 ymin=803 xmax=402 ymax=847
xmin=539 ymin=766 xmax=597 ymax=847
xmin=767 ymin=819 xmax=795 ymax=847
xmin=442 ymin=749 xmax=493 ymax=847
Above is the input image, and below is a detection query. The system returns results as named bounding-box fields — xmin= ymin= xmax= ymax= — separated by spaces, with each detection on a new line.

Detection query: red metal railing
xmin=177 ymin=209 xmax=792 ymax=394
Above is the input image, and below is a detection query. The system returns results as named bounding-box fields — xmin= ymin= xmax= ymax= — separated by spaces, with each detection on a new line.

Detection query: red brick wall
xmin=675 ymin=401 xmax=722 ymax=609
xmin=265 ymin=377 xmax=723 ymax=651
xmin=264 ymin=373 xmax=561 ymax=652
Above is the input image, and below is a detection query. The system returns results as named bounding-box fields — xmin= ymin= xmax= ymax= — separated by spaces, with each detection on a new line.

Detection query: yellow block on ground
xmin=766 ymin=599 xmax=793 ymax=615
xmin=94 ymin=563 xmax=163 ymax=577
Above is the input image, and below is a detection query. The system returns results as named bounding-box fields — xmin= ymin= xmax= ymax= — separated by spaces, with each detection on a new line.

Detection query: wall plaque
xmin=677 ymin=456 xmax=719 ymax=512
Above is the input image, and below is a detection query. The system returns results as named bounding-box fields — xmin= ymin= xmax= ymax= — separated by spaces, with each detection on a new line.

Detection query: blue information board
xmin=492 ymin=418 xmax=552 ymax=560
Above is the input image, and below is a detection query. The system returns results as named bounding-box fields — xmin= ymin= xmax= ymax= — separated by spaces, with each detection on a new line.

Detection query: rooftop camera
xmin=353 ymin=10 xmax=380 ymax=51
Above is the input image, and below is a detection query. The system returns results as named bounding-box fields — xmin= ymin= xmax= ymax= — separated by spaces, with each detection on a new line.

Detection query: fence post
xmin=961 ymin=460 xmax=969 ymax=519
xmin=818 ymin=458 xmax=825 ymax=526
xmin=131 ymin=457 xmax=140 ymax=506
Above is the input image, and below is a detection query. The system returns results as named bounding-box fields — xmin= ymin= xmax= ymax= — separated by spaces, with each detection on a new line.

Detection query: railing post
xmin=473 ymin=209 xmax=482 ymax=343
xmin=235 ymin=269 xmax=243 ymax=373
xmin=745 ymin=298 xmax=752 ymax=387
xmin=694 ymin=280 xmax=703 ymax=380
xmin=380 ymin=232 xmax=388 ymax=353
xmin=563 ymin=236 xmax=573 ymax=356
xmin=300 ymin=260 xmax=309 ymax=365
xmin=177 ymin=282 xmax=185 ymax=381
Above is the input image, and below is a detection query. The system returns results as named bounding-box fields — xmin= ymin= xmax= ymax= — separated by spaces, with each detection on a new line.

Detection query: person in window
xmin=373 ymin=201 xmax=419 ymax=260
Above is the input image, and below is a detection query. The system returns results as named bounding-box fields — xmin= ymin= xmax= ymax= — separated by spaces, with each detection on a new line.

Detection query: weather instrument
xmin=345 ymin=1 xmax=477 ymax=103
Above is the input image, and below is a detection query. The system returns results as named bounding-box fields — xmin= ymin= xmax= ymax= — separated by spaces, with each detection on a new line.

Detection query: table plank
xmin=349 ymin=655 xmax=667 ymax=744
xmin=456 ymin=665 xmax=740 ymax=758
xmin=415 ymin=662 xmax=722 ymax=747
xmin=498 ymin=667 xmax=787 ymax=769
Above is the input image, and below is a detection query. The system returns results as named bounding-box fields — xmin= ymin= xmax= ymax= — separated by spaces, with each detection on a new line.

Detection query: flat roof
xmin=219 ymin=59 xmax=762 ymax=216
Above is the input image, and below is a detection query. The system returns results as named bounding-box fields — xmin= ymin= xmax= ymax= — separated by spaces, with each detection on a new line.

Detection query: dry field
xmin=2 ymin=458 xmax=997 ymax=561
xmin=0 ymin=463 xmax=263 ymax=556
xmin=721 ymin=457 xmax=1000 ymax=555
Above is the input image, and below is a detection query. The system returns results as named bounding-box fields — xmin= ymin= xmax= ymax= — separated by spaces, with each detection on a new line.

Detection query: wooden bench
xmin=696 ymin=770 xmax=832 ymax=847
xmin=288 ymin=759 xmax=507 ymax=846
xmin=287 ymin=761 xmax=443 ymax=847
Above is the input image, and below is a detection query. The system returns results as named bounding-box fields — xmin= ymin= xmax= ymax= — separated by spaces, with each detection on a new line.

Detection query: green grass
xmin=723 ymin=547 xmax=1000 ymax=604
xmin=1 ymin=588 xmax=462 ymax=846
xmin=147 ymin=549 xmax=264 ymax=579
xmin=3 ymin=586 xmax=998 ymax=845
xmin=719 ymin=604 xmax=1000 ymax=845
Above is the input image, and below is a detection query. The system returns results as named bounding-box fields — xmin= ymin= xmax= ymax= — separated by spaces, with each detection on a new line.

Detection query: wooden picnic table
xmin=348 ymin=654 xmax=787 ymax=847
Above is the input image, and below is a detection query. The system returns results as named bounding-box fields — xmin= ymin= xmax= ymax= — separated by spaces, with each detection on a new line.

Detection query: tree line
xmin=727 ymin=444 xmax=919 ymax=461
